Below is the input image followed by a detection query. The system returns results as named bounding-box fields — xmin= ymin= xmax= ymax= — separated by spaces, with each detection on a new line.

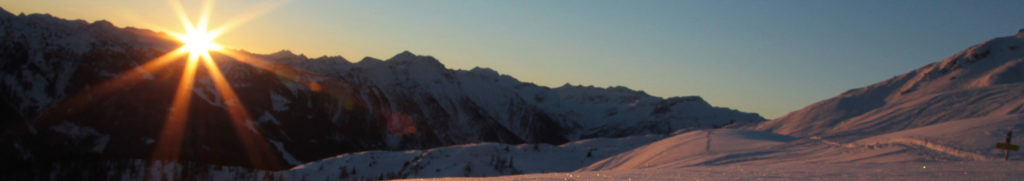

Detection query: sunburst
xmin=39 ymin=0 xmax=359 ymax=174
xmin=142 ymin=0 xmax=288 ymax=171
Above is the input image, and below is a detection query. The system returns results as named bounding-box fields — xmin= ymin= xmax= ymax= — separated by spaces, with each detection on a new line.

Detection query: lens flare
xmin=146 ymin=0 xmax=289 ymax=171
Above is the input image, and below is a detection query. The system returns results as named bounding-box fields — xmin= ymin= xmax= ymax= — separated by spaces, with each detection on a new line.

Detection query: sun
xmin=178 ymin=28 xmax=222 ymax=55
xmin=147 ymin=0 xmax=290 ymax=170
xmin=52 ymin=0 xmax=359 ymax=172
xmin=52 ymin=0 xmax=295 ymax=171
xmin=166 ymin=0 xmax=223 ymax=56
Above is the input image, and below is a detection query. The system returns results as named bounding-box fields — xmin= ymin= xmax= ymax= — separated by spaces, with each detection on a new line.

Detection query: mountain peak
xmin=89 ymin=20 xmax=117 ymax=30
xmin=357 ymin=57 xmax=384 ymax=65
xmin=391 ymin=50 xmax=416 ymax=60
xmin=269 ymin=50 xmax=306 ymax=60
xmin=384 ymin=51 xmax=445 ymax=69
xmin=272 ymin=50 xmax=296 ymax=56
xmin=386 ymin=50 xmax=420 ymax=63
xmin=386 ymin=50 xmax=429 ymax=62
xmin=312 ymin=55 xmax=349 ymax=64
xmin=469 ymin=67 xmax=499 ymax=76
xmin=901 ymin=29 xmax=1024 ymax=93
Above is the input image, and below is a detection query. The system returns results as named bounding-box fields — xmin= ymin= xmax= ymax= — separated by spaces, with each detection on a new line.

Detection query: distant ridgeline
xmin=0 ymin=7 xmax=762 ymax=177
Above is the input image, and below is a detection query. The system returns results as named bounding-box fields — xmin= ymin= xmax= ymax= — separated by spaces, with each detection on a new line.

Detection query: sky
xmin=2 ymin=0 xmax=1023 ymax=119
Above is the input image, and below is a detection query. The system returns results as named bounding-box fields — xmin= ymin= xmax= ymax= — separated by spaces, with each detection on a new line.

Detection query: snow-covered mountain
xmin=4 ymin=5 xmax=1022 ymax=181
xmin=338 ymin=29 xmax=1024 ymax=181
xmin=0 ymin=6 xmax=763 ymax=177
xmin=757 ymin=29 xmax=1024 ymax=140
xmin=526 ymin=29 xmax=1024 ymax=180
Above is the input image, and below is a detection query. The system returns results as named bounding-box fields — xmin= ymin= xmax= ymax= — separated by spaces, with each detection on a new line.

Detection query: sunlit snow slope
xmin=757 ymin=29 xmax=1024 ymax=140
xmin=576 ymin=30 xmax=1024 ymax=173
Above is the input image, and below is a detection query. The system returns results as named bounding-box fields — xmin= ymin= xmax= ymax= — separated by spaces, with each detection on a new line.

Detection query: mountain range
xmin=3 ymin=6 xmax=1023 ymax=180
xmin=283 ymin=28 xmax=1024 ymax=180
xmin=0 ymin=6 xmax=762 ymax=176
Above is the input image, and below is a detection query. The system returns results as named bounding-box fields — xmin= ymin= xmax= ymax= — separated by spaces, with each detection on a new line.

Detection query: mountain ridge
xmin=0 ymin=7 xmax=763 ymax=176
xmin=756 ymin=29 xmax=1024 ymax=140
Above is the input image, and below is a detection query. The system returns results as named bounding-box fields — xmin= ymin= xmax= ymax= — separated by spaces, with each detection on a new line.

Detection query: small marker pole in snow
xmin=996 ymin=131 xmax=1019 ymax=161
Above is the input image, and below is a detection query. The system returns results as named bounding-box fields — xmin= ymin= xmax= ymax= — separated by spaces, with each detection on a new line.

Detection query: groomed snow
xmin=582 ymin=129 xmax=795 ymax=171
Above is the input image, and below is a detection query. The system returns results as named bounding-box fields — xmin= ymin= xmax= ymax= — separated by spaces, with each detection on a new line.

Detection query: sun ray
xmin=199 ymin=53 xmax=279 ymax=168
xmin=139 ymin=48 xmax=191 ymax=73
xmin=168 ymin=0 xmax=195 ymax=32
xmin=166 ymin=32 xmax=188 ymax=43
xmin=36 ymin=47 xmax=189 ymax=123
xmin=137 ymin=0 xmax=299 ymax=170
xmin=196 ymin=0 xmax=215 ymax=35
xmin=152 ymin=51 xmax=201 ymax=162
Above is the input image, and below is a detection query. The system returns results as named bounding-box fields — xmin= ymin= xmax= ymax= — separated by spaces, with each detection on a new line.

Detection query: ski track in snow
xmin=814 ymin=136 xmax=997 ymax=161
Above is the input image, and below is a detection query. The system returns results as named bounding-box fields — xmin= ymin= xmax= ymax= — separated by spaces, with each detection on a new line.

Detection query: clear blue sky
xmin=2 ymin=0 xmax=1023 ymax=118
